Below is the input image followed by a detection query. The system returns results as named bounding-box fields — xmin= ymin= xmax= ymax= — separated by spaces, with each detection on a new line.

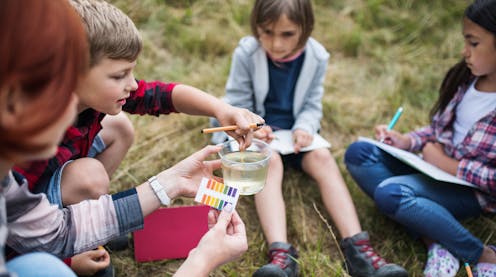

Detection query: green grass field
xmin=105 ymin=0 xmax=495 ymax=276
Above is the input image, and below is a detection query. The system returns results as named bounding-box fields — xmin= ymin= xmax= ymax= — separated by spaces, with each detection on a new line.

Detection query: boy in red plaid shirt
xmin=13 ymin=0 xmax=261 ymax=275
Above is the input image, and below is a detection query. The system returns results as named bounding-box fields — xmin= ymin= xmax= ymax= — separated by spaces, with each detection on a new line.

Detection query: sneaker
xmin=340 ymin=231 xmax=408 ymax=277
xmin=473 ymin=245 xmax=496 ymax=277
xmin=252 ymin=242 xmax=299 ymax=277
xmin=423 ymin=243 xmax=459 ymax=277
xmin=88 ymin=263 xmax=115 ymax=277
xmin=473 ymin=262 xmax=496 ymax=277
xmin=105 ymin=234 xmax=129 ymax=251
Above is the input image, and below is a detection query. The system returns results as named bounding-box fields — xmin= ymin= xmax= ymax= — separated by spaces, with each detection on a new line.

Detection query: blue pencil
xmin=387 ymin=107 xmax=404 ymax=130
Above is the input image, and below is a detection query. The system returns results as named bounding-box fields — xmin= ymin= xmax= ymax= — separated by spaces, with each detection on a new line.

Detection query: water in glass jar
xmin=221 ymin=151 xmax=269 ymax=195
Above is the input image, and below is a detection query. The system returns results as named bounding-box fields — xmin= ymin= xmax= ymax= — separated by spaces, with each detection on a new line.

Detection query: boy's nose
xmin=127 ymin=76 xmax=138 ymax=91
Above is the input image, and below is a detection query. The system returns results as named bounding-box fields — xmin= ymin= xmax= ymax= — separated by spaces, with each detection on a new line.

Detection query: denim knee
xmin=7 ymin=252 xmax=76 ymax=276
xmin=374 ymin=182 xmax=403 ymax=215
xmin=344 ymin=141 xmax=378 ymax=166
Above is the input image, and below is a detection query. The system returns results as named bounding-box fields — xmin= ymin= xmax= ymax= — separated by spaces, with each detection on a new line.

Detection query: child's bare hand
xmin=374 ymin=125 xmax=411 ymax=150
xmin=422 ymin=142 xmax=445 ymax=165
xmin=216 ymin=106 xmax=264 ymax=150
xmin=293 ymin=129 xmax=313 ymax=153
xmin=422 ymin=142 xmax=459 ymax=174
xmin=254 ymin=126 xmax=275 ymax=143
xmin=71 ymin=248 xmax=110 ymax=276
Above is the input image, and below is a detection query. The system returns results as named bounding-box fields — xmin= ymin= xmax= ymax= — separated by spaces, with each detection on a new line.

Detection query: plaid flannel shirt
xmin=14 ymin=80 xmax=177 ymax=193
xmin=409 ymin=83 xmax=496 ymax=212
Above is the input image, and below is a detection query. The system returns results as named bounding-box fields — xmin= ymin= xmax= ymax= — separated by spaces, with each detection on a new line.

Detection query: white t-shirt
xmin=453 ymin=79 xmax=496 ymax=145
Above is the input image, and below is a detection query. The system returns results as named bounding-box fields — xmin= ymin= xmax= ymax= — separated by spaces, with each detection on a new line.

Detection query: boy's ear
xmin=0 ymin=84 xmax=27 ymax=129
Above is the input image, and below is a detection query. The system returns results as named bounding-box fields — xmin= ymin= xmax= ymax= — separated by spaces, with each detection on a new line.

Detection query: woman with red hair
xmin=0 ymin=0 xmax=88 ymax=275
xmin=0 ymin=0 xmax=247 ymax=276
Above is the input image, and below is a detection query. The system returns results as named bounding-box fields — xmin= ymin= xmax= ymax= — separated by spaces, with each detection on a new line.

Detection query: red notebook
xmin=133 ymin=205 xmax=210 ymax=262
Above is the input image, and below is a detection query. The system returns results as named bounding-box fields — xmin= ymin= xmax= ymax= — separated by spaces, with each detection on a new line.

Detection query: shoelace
xmin=354 ymin=240 xmax=387 ymax=269
xmin=269 ymin=248 xmax=291 ymax=269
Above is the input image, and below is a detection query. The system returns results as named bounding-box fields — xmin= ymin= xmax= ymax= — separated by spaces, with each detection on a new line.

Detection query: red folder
xmin=133 ymin=205 xmax=210 ymax=262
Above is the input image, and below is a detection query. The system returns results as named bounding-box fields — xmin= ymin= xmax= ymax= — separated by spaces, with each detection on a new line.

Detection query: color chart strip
xmin=194 ymin=178 xmax=240 ymax=210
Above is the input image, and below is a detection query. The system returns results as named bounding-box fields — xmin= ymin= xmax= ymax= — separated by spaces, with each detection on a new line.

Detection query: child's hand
xmin=70 ymin=248 xmax=110 ymax=276
xmin=374 ymin=125 xmax=411 ymax=150
xmin=156 ymin=145 xmax=222 ymax=199
xmin=216 ymin=105 xmax=264 ymax=151
xmin=422 ymin=142 xmax=459 ymax=175
xmin=293 ymin=129 xmax=313 ymax=154
xmin=254 ymin=125 xmax=275 ymax=143
xmin=422 ymin=142 xmax=446 ymax=164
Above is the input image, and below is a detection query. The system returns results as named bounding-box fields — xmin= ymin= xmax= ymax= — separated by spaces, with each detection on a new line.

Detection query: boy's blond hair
xmin=69 ymin=0 xmax=142 ymax=66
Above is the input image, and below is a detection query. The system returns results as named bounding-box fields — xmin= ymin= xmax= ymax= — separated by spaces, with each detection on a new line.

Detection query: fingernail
xmin=223 ymin=203 xmax=233 ymax=212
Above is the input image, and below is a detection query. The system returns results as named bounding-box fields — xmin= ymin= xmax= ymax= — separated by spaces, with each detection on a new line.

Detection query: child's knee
xmin=269 ymin=152 xmax=283 ymax=168
xmin=374 ymin=182 xmax=404 ymax=215
xmin=114 ymin=113 xmax=135 ymax=144
xmin=307 ymin=148 xmax=333 ymax=164
xmin=344 ymin=141 xmax=376 ymax=166
xmin=102 ymin=112 xmax=135 ymax=147
xmin=63 ymin=158 xmax=110 ymax=197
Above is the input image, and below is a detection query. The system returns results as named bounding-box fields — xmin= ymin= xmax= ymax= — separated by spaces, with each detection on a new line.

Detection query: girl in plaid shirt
xmin=345 ymin=1 xmax=496 ymax=276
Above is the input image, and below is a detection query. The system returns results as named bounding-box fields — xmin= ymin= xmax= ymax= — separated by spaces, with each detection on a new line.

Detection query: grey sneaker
xmin=89 ymin=263 xmax=114 ymax=277
xmin=340 ymin=231 xmax=408 ymax=277
xmin=252 ymin=242 xmax=299 ymax=277
xmin=105 ymin=234 xmax=128 ymax=251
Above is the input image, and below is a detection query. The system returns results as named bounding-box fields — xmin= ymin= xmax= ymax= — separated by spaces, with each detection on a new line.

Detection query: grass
xmin=105 ymin=0 xmax=495 ymax=276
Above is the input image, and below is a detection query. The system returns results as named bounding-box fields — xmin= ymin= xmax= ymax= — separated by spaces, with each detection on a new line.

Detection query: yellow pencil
xmin=465 ymin=262 xmax=473 ymax=277
xmin=201 ymin=122 xmax=264 ymax=134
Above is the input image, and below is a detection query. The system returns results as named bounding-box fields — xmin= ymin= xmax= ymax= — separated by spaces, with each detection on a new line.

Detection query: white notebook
xmin=269 ymin=130 xmax=331 ymax=155
xmin=358 ymin=137 xmax=476 ymax=188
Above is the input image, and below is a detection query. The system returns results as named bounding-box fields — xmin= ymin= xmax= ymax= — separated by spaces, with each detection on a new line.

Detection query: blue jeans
xmin=344 ymin=141 xmax=484 ymax=263
xmin=6 ymin=252 xmax=76 ymax=276
xmin=46 ymin=134 xmax=106 ymax=208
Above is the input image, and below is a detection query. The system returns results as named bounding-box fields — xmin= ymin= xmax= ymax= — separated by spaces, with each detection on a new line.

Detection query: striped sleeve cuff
xmin=112 ymin=188 xmax=144 ymax=234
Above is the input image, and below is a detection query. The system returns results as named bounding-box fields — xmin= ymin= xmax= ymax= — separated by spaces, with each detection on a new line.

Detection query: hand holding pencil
xmin=207 ymin=105 xmax=264 ymax=150
xmin=374 ymin=107 xmax=411 ymax=150
xmin=378 ymin=107 xmax=403 ymax=142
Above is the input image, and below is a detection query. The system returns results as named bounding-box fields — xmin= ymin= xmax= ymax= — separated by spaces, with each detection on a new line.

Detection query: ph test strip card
xmin=194 ymin=178 xmax=240 ymax=210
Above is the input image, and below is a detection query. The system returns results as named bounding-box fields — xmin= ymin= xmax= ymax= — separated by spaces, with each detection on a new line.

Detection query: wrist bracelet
xmin=148 ymin=176 xmax=171 ymax=206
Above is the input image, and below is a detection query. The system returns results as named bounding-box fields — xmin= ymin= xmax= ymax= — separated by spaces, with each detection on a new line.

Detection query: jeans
xmin=46 ymin=134 xmax=106 ymax=208
xmin=344 ymin=141 xmax=484 ymax=263
xmin=6 ymin=252 xmax=76 ymax=276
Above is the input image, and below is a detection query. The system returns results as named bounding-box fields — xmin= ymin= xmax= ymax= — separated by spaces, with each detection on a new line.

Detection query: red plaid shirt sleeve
xmin=122 ymin=80 xmax=178 ymax=115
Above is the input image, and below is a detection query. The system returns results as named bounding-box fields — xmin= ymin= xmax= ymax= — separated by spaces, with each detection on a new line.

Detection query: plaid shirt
xmin=409 ymin=82 xmax=496 ymax=212
xmin=14 ymin=80 xmax=177 ymax=193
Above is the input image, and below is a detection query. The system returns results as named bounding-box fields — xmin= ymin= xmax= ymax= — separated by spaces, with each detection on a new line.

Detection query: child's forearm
xmin=171 ymin=84 xmax=227 ymax=117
